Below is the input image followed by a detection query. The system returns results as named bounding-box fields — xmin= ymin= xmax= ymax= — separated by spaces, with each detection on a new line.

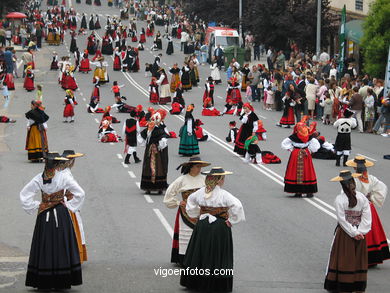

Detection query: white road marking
xmin=135 ymin=181 xmax=140 ymax=189
xmin=121 ymin=162 xmax=129 ymax=168
xmin=16 ymin=60 xmax=23 ymax=69
xmin=163 ymin=62 xmax=167 ymax=65
xmin=144 ymin=194 xmax=154 ymax=203
xmin=258 ymin=114 xmax=267 ymax=119
xmin=117 ymin=154 xmax=123 ymax=159
xmin=313 ymin=197 xmax=336 ymax=211
xmin=80 ymin=92 xmax=83 ymax=96
xmin=83 ymin=98 xmax=86 ymax=101
xmin=94 ymin=118 xmax=100 ymax=123
xmin=128 ymin=171 xmax=136 ymax=178
xmin=0 ymin=257 xmax=28 ymax=263
xmin=68 ymin=0 xmax=72 ymax=7
xmin=153 ymin=209 xmax=173 ymax=238
xmin=85 ymin=103 xmax=89 ymax=107
xmin=217 ymin=95 xmax=223 ymax=99
xmin=110 ymin=142 xmax=114 ymax=145
xmin=356 ymin=154 xmax=377 ymax=162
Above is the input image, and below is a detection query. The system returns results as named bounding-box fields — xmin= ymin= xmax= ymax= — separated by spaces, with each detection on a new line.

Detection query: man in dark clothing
xmin=4 ymin=47 xmax=13 ymax=74
xmin=349 ymin=87 xmax=364 ymax=132
xmin=213 ymin=44 xmax=224 ymax=70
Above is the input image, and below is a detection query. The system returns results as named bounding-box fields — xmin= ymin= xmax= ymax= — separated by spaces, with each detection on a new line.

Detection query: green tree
xmin=0 ymin=0 xmax=22 ymax=18
xmin=243 ymin=0 xmax=335 ymax=51
xmin=360 ymin=0 xmax=390 ymax=78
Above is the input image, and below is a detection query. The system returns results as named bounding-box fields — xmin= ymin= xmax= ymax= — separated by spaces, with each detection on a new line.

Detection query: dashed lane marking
xmin=117 ymin=154 xmax=123 ymax=159
xmin=94 ymin=118 xmax=100 ymax=123
xmin=121 ymin=162 xmax=129 ymax=168
xmin=128 ymin=171 xmax=136 ymax=178
xmin=144 ymin=194 xmax=154 ymax=204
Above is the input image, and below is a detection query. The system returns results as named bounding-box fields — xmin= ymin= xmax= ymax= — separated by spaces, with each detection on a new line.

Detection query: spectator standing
xmin=349 ymin=87 xmax=364 ymax=133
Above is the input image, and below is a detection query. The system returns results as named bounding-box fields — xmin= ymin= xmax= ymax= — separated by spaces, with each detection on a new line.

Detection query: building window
xmin=356 ymin=0 xmax=363 ymax=11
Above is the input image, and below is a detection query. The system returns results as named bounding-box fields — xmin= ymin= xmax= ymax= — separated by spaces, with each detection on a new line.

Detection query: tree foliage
xmin=0 ymin=0 xmax=22 ymax=18
xmin=243 ymin=0 xmax=335 ymax=51
xmin=360 ymin=0 xmax=390 ymax=79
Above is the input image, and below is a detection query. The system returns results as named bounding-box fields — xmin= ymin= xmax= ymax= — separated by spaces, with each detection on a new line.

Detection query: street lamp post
xmin=239 ymin=0 xmax=242 ymax=46
xmin=316 ymin=0 xmax=321 ymax=57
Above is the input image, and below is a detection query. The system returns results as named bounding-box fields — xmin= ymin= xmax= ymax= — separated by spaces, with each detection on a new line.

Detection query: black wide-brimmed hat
xmin=177 ymin=156 xmax=210 ymax=169
xmin=330 ymin=170 xmax=361 ymax=182
xmin=61 ymin=150 xmax=85 ymax=158
xmin=202 ymin=167 xmax=233 ymax=176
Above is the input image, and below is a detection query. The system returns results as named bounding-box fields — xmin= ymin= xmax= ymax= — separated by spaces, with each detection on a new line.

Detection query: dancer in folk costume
xmin=88 ymin=15 xmax=95 ymax=30
xmin=113 ymin=47 xmax=122 ymax=71
xmin=194 ymin=119 xmax=209 ymax=141
xmin=170 ymin=82 xmax=185 ymax=114
xmin=139 ymin=27 xmax=146 ymax=43
xmin=50 ymin=51 xmax=59 ymax=70
xmin=324 ymin=170 xmax=371 ymax=293
xmin=79 ymin=50 xmax=91 ymax=73
xmin=73 ymin=48 xmax=81 ymax=71
xmin=163 ymin=157 xmax=210 ymax=265
xmin=180 ymin=167 xmax=245 ymax=293
xmin=166 ymin=35 xmax=174 ymax=55
xmin=169 ymin=64 xmax=181 ymax=94
xmin=346 ymin=156 xmax=390 ymax=266
xmin=58 ymin=150 xmax=88 ymax=264
xmin=139 ymin=112 xmax=170 ymax=194
xmin=101 ymin=106 xmax=120 ymax=124
xmin=80 ymin=13 xmax=87 ymax=29
xmin=234 ymin=103 xmax=259 ymax=156
xmin=63 ymin=89 xmax=78 ymax=123
xmin=122 ymin=111 xmax=142 ymax=164
xmin=281 ymin=121 xmax=320 ymax=198
xmin=94 ymin=14 xmax=101 ymax=30
xmin=101 ymin=33 xmax=113 ymax=55
xmin=70 ymin=30 xmax=78 ymax=53
xmin=134 ymin=105 xmax=147 ymax=127
xmin=86 ymin=33 xmax=96 ymax=55
xmin=179 ymin=105 xmax=200 ymax=156
xmin=226 ymin=77 xmax=242 ymax=104
xmin=203 ymin=76 xmax=215 ymax=105
xmin=87 ymin=96 xmax=104 ymax=113
xmin=244 ymin=135 xmax=262 ymax=164
xmin=20 ymin=153 xmax=84 ymax=290
xmin=181 ymin=62 xmax=192 ymax=91
xmin=210 ymin=60 xmax=222 ymax=84
xmin=255 ymin=120 xmax=267 ymax=141
xmin=277 ymin=91 xmax=296 ymax=128
xmin=91 ymin=57 xmax=109 ymax=84
xmin=149 ymin=77 xmax=159 ymax=104
xmin=333 ymin=108 xmax=357 ymax=167
xmin=98 ymin=117 xmax=119 ymax=142
xmin=62 ymin=65 xmax=78 ymax=91
xmin=241 ymin=63 xmax=250 ymax=92
xmin=202 ymin=97 xmax=220 ymax=116
xmin=157 ymin=68 xmax=171 ymax=105
xmin=226 ymin=121 xmax=238 ymax=143
xmin=24 ymin=65 xmax=35 ymax=91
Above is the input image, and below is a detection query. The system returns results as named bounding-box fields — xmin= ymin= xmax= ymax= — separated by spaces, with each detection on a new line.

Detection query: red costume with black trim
xmin=281 ymin=122 xmax=320 ymax=194
xmin=279 ymin=94 xmax=295 ymax=126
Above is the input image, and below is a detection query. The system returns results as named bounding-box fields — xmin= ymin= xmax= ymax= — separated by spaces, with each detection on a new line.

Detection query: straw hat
xmin=61 ymin=150 xmax=85 ymax=158
xmin=177 ymin=156 xmax=210 ymax=169
xmin=46 ymin=152 xmax=69 ymax=161
xmin=202 ymin=167 xmax=233 ymax=176
xmin=346 ymin=156 xmax=374 ymax=168
xmin=330 ymin=170 xmax=361 ymax=182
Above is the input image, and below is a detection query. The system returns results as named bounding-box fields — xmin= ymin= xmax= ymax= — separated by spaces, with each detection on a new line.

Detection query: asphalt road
xmin=0 ymin=1 xmax=389 ymax=292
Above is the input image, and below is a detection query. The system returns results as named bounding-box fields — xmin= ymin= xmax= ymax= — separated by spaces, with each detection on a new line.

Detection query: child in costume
xmin=194 ymin=119 xmax=208 ymax=141
xmin=244 ymin=135 xmax=262 ymax=164
xmin=226 ymin=121 xmax=238 ymax=143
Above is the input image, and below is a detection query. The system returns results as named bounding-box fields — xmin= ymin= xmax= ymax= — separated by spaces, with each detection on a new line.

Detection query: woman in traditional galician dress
xmin=63 ymin=89 xmax=77 ymax=123
xmin=277 ymin=89 xmax=296 ymax=128
xmin=91 ymin=57 xmax=109 ymax=84
xmin=324 ymin=170 xmax=372 ymax=293
xmin=58 ymin=150 xmax=88 ymax=264
xmin=139 ymin=112 xmax=169 ymax=194
xmin=156 ymin=68 xmax=171 ymax=105
xmin=25 ymin=100 xmax=49 ymax=162
xmin=163 ymin=157 xmax=210 ymax=265
xmin=281 ymin=121 xmax=320 ymax=198
xmin=113 ymin=47 xmax=122 ymax=71
xmin=79 ymin=50 xmax=91 ymax=73
xmin=24 ymin=65 xmax=35 ymax=92
xmin=181 ymin=62 xmax=192 ymax=91
xmin=346 ymin=156 xmax=390 ymax=266
xmin=20 ymin=152 xmax=85 ymax=290
xmin=169 ymin=64 xmax=181 ymax=94
xmin=179 ymin=105 xmax=200 ymax=156
xmin=233 ymin=103 xmax=259 ymax=156
xmin=139 ymin=28 xmax=146 ymax=43
xmin=180 ymin=167 xmax=245 ymax=292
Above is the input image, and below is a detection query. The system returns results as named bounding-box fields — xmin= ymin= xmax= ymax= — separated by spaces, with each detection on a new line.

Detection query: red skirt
xmin=79 ymin=59 xmax=91 ymax=72
xmin=113 ymin=55 xmax=121 ymax=71
xmin=24 ymin=76 xmax=35 ymax=91
xmin=150 ymin=92 xmax=159 ymax=104
xmin=140 ymin=34 xmax=146 ymax=43
xmin=202 ymin=108 xmax=220 ymax=116
xmin=64 ymin=104 xmax=74 ymax=117
xmin=366 ymin=203 xmax=390 ymax=266
xmin=159 ymin=96 xmax=171 ymax=105
xmin=279 ymin=107 xmax=295 ymax=125
xmin=132 ymin=36 xmax=138 ymax=42
xmin=227 ymin=89 xmax=242 ymax=104
xmin=284 ymin=148 xmax=317 ymax=194
xmin=5 ymin=73 xmax=15 ymax=90
xmin=146 ymin=28 xmax=153 ymax=37
xmin=101 ymin=133 xmax=118 ymax=142
xmin=139 ymin=118 xmax=147 ymax=127
xmin=63 ymin=76 xmax=78 ymax=90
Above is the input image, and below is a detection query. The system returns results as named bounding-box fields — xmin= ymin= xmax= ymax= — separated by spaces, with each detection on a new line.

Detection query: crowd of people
xmin=0 ymin=0 xmax=388 ymax=292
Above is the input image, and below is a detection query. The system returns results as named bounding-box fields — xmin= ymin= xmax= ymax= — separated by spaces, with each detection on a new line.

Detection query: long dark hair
xmin=341 ymin=179 xmax=357 ymax=208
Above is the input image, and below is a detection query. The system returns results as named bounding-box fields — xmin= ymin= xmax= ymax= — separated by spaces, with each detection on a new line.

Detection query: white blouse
xmin=281 ymin=137 xmax=320 ymax=153
xmin=163 ymin=174 xmax=205 ymax=209
xmin=334 ymin=191 xmax=371 ymax=238
xmin=354 ymin=175 xmax=387 ymax=208
xmin=20 ymin=171 xmax=85 ymax=215
xmin=186 ymin=186 xmax=245 ymax=225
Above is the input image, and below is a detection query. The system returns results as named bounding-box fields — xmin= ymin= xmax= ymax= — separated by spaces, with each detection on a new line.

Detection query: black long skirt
xmin=26 ymin=204 xmax=82 ymax=289
xmin=140 ymin=143 xmax=168 ymax=191
xmin=180 ymin=217 xmax=233 ymax=292
xmin=166 ymin=42 xmax=173 ymax=55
